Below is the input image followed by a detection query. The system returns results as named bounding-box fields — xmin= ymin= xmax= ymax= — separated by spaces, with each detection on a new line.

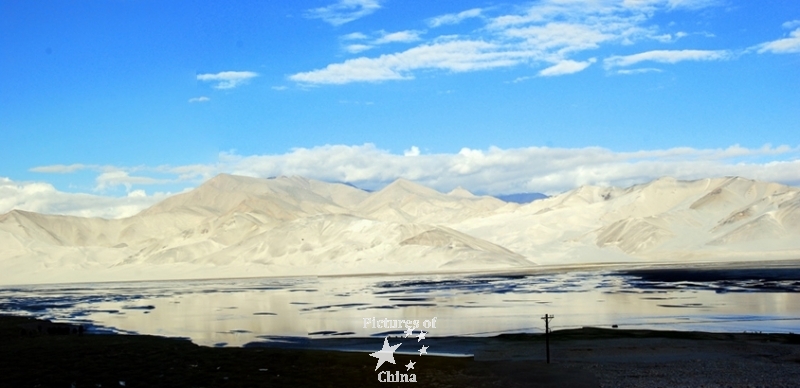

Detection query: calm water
xmin=1 ymin=267 xmax=799 ymax=347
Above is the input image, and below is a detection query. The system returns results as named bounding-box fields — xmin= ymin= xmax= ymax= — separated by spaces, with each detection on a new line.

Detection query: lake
xmin=1 ymin=264 xmax=799 ymax=348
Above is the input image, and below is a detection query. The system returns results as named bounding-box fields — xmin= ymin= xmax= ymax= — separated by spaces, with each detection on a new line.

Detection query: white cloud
xmin=341 ymin=30 xmax=423 ymax=53
xmin=616 ymin=67 xmax=663 ymax=75
xmin=653 ymin=31 xmax=688 ymax=43
xmin=127 ymin=189 xmax=147 ymax=198
xmin=342 ymin=32 xmax=369 ymax=40
xmin=344 ymin=44 xmax=373 ymax=53
xmin=755 ymin=28 xmax=800 ymax=54
xmin=157 ymin=164 xmax=219 ymax=182
xmin=502 ymin=22 xmax=615 ymax=54
xmin=374 ymin=30 xmax=422 ymax=44
xmin=604 ymin=49 xmax=731 ymax=68
xmin=663 ymin=0 xmax=720 ymax=10
xmin=188 ymin=96 xmax=210 ymax=103
xmin=782 ymin=20 xmax=800 ymax=30
xmin=404 ymin=146 xmax=421 ymax=156
xmin=539 ymin=58 xmax=596 ymax=76
xmin=428 ymin=8 xmax=483 ymax=28
xmin=305 ymin=0 xmax=382 ymax=26
xmin=294 ymin=0 xmax=726 ymax=85
xmin=30 ymin=164 xmax=198 ymax=185
xmin=197 ymin=71 xmax=258 ymax=89
xmin=95 ymin=171 xmax=170 ymax=192
xmin=290 ymin=56 xmax=406 ymax=84
xmin=0 ymin=177 xmax=169 ymax=219
xmin=291 ymin=40 xmax=528 ymax=84
xmin=512 ymin=75 xmax=535 ymax=83
xmin=29 ymin=164 xmax=91 ymax=173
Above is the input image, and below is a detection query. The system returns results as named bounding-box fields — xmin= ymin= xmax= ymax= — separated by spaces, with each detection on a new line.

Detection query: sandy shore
xmin=2 ymin=315 xmax=799 ymax=387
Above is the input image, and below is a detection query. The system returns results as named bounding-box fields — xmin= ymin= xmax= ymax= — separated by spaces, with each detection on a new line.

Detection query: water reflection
xmin=1 ymin=269 xmax=799 ymax=347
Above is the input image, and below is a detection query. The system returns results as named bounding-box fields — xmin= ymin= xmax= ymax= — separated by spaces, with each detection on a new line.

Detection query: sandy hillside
xmin=0 ymin=174 xmax=798 ymax=284
xmin=453 ymin=176 xmax=800 ymax=264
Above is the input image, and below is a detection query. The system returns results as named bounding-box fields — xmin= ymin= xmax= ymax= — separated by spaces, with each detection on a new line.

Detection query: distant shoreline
xmin=2 ymin=257 xmax=799 ymax=287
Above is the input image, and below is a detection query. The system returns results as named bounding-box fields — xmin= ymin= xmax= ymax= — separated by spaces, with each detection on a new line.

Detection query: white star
xmin=403 ymin=327 xmax=414 ymax=338
xmin=419 ymin=345 xmax=428 ymax=356
xmin=405 ymin=360 xmax=415 ymax=371
xmin=417 ymin=331 xmax=427 ymax=342
xmin=370 ymin=337 xmax=402 ymax=371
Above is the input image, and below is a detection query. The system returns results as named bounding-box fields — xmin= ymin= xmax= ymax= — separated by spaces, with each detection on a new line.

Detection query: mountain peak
xmin=448 ymin=186 xmax=475 ymax=198
xmin=202 ymin=173 xmax=260 ymax=190
xmin=379 ymin=178 xmax=442 ymax=197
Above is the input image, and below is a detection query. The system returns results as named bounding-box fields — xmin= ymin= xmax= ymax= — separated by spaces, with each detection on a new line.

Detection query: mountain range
xmin=1 ymin=174 xmax=798 ymax=285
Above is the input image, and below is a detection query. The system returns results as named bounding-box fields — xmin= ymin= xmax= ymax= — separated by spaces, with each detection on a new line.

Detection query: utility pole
xmin=541 ymin=314 xmax=554 ymax=364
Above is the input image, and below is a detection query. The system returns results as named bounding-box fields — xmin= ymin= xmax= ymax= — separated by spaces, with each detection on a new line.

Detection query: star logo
xmin=403 ymin=327 xmax=414 ymax=338
xmin=417 ymin=331 xmax=427 ymax=342
xmin=405 ymin=360 xmax=415 ymax=371
xmin=418 ymin=345 xmax=428 ymax=356
xmin=370 ymin=337 xmax=402 ymax=371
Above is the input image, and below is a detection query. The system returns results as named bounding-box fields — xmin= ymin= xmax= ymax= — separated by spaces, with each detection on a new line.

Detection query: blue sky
xmin=1 ymin=0 xmax=799 ymax=218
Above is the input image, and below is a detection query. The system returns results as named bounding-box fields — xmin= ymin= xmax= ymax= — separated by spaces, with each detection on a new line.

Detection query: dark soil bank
xmin=3 ymin=314 xmax=799 ymax=387
xmin=0 ymin=315 xmax=597 ymax=388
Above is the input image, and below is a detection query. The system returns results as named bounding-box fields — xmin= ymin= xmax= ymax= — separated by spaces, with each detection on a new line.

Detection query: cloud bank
xmin=17 ymin=143 xmax=800 ymax=218
xmin=0 ymin=178 xmax=172 ymax=219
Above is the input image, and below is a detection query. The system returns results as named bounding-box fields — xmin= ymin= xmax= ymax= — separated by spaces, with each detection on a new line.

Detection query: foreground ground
xmin=1 ymin=315 xmax=798 ymax=387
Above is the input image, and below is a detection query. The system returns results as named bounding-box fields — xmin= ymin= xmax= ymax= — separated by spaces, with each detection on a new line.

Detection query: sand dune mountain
xmin=357 ymin=178 xmax=511 ymax=224
xmin=452 ymin=176 xmax=800 ymax=262
xmin=0 ymin=175 xmax=530 ymax=284
xmin=0 ymin=174 xmax=798 ymax=285
xmin=143 ymin=174 xmax=367 ymax=219
xmin=447 ymin=186 xmax=476 ymax=198
xmin=595 ymin=217 xmax=676 ymax=254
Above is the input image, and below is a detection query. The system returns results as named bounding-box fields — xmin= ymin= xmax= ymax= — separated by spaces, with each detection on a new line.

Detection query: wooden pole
xmin=541 ymin=314 xmax=554 ymax=364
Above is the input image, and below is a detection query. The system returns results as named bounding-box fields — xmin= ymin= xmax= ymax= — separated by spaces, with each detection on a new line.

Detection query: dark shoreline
xmin=2 ymin=314 xmax=799 ymax=388
xmin=3 ymin=258 xmax=798 ymax=288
